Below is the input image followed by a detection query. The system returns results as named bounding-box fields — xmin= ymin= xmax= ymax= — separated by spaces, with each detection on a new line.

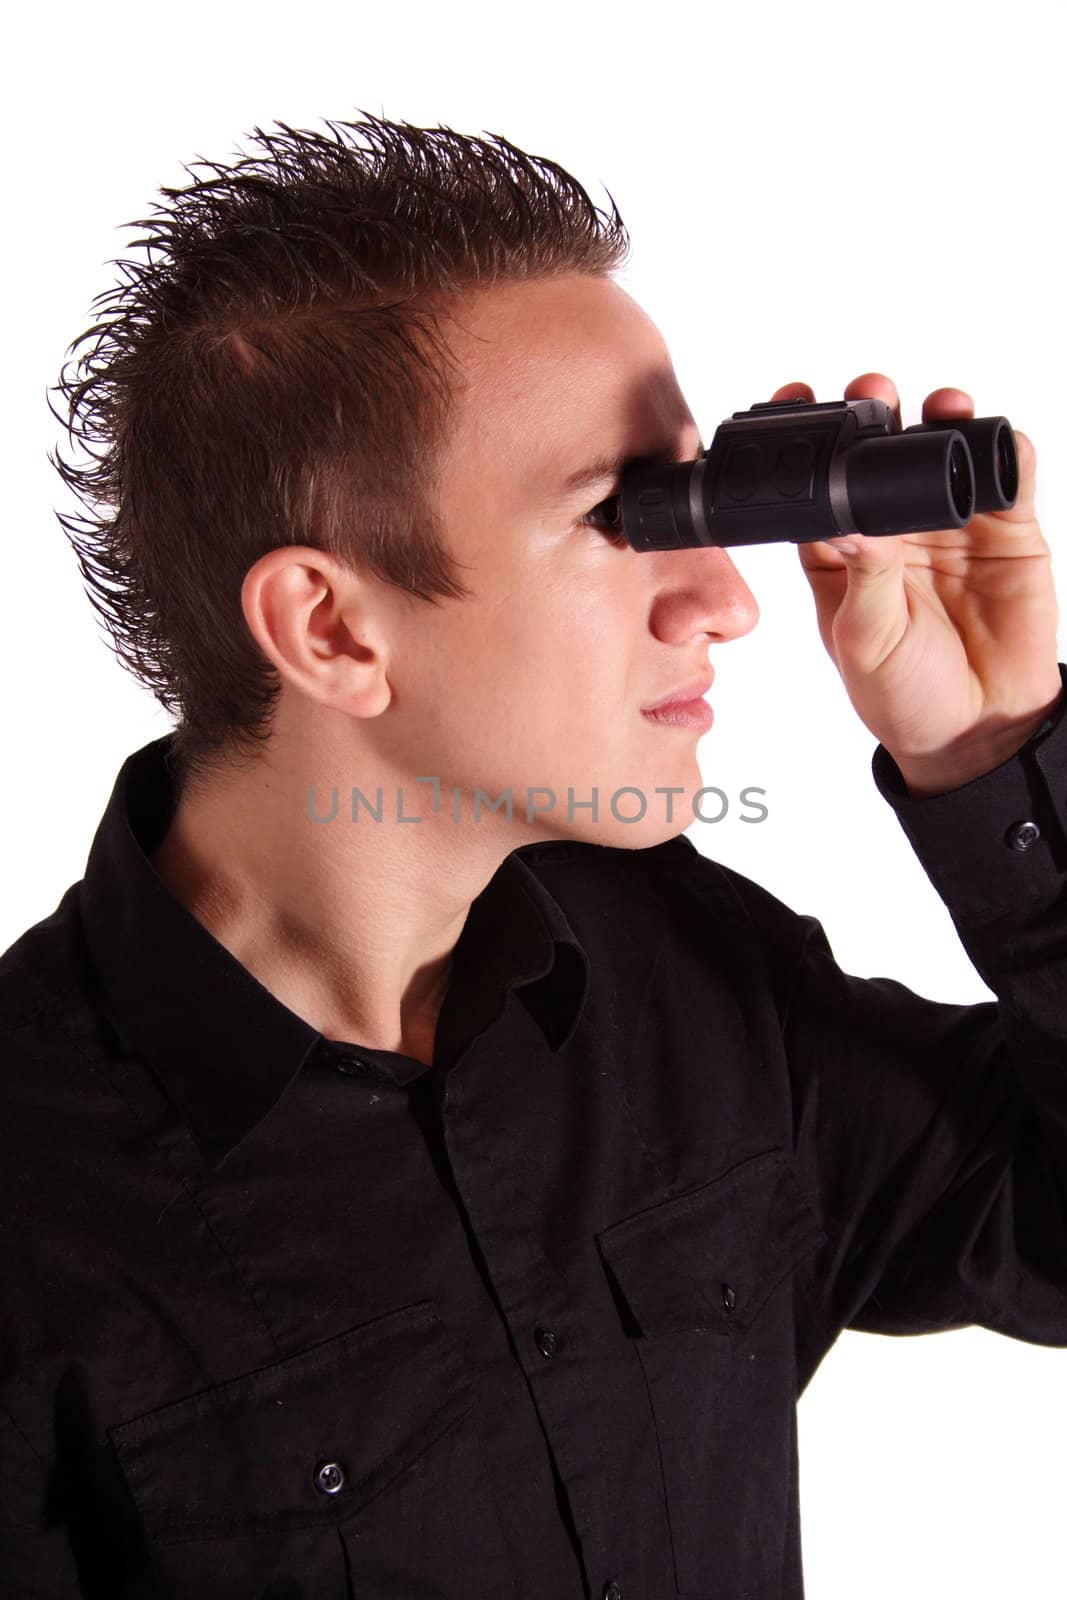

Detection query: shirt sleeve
xmin=728 ymin=663 xmax=1067 ymax=1389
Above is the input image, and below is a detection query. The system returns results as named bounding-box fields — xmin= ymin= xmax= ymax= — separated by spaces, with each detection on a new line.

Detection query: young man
xmin=2 ymin=111 xmax=1065 ymax=1600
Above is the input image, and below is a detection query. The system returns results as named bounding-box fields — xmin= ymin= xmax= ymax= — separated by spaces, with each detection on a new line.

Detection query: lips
xmin=641 ymin=673 xmax=714 ymax=714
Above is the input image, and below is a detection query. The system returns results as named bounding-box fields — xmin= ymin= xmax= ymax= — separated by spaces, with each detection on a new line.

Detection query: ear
xmin=240 ymin=546 xmax=393 ymax=719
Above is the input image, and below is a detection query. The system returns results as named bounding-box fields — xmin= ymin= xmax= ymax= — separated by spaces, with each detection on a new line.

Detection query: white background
xmin=4 ymin=1 xmax=1066 ymax=1593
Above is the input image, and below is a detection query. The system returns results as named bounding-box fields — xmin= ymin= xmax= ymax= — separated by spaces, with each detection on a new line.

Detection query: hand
xmin=771 ymin=373 xmax=1063 ymax=797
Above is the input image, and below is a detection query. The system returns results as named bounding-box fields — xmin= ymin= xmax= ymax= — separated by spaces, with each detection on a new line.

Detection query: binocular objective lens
xmin=995 ymin=422 xmax=1019 ymax=503
xmin=948 ymin=438 xmax=974 ymax=521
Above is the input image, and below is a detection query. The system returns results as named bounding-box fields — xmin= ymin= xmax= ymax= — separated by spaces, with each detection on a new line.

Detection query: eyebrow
xmin=555 ymin=440 xmax=706 ymax=502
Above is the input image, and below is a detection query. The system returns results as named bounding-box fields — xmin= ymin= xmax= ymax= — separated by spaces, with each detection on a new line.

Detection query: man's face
xmin=369 ymin=271 xmax=760 ymax=850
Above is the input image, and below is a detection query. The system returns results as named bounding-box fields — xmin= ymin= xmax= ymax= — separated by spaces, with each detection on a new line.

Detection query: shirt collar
xmin=79 ymin=734 xmax=590 ymax=1170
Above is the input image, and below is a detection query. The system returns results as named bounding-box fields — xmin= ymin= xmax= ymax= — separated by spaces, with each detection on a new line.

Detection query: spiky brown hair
xmin=48 ymin=110 xmax=631 ymax=787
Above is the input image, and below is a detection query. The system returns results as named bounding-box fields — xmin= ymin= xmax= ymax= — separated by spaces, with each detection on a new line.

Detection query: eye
xmin=578 ymin=492 xmax=627 ymax=544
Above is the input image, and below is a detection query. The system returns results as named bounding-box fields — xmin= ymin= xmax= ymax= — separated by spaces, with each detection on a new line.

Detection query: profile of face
xmin=250 ymin=272 xmax=761 ymax=851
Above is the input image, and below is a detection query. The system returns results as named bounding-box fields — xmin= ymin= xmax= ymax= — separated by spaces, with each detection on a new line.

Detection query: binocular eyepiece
xmin=613 ymin=397 xmax=1018 ymax=551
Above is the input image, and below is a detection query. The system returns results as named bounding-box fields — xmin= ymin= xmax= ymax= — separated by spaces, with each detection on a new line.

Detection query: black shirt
xmin=3 ymin=673 xmax=1067 ymax=1600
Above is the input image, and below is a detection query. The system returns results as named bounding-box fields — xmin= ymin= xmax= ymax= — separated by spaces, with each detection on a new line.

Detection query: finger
xmin=1014 ymin=428 xmax=1036 ymax=479
xmin=921 ymin=387 xmax=974 ymax=421
xmin=797 ymin=536 xmax=852 ymax=574
xmin=770 ymin=381 xmax=815 ymax=403
xmin=843 ymin=372 xmax=900 ymax=427
xmin=827 ymin=538 xmax=910 ymax=672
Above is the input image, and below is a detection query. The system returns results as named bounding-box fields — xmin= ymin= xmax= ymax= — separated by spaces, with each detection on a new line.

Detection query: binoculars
xmin=612 ymin=396 xmax=1018 ymax=551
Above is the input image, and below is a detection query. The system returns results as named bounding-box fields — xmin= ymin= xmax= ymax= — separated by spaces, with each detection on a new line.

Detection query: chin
xmin=517 ymin=751 xmax=704 ymax=850
xmin=552 ymin=813 xmax=691 ymax=853
xmin=611 ymin=816 xmax=692 ymax=851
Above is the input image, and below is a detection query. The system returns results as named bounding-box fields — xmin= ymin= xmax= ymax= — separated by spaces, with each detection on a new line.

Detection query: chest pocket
xmin=595 ymin=1147 xmax=827 ymax=1600
xmin=107 ymin=1299 xmax=516 ymax=1600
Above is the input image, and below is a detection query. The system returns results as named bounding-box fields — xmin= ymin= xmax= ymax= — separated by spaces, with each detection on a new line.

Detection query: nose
xmin=646 ymin=544 xmax=760 ymax=645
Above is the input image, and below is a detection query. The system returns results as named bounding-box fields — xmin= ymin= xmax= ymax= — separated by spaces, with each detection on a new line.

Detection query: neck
xmin=150 ymin=735 xmax=515 ymax=1066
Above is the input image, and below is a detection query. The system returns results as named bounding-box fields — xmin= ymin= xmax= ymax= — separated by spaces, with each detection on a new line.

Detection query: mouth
xmin=641 ymin=672 xmax=714 ymax=713
xmin=641 ymin=696 xmax=714 ymax=731
xmin=641 ymin=672 xmax=715 ymax=730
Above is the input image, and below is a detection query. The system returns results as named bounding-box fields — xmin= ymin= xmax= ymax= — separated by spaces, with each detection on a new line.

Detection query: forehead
xmin=436 ymin=274 xmax=694 ymax=492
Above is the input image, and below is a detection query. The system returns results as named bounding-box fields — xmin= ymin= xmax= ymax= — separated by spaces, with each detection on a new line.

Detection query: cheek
xmin=505 ymin=585 xmax=634 ymax=717
xmin=390 ymin=599 xmax=545 ymax=733
xmin=395 ymin=557 xmax=643 ymax=737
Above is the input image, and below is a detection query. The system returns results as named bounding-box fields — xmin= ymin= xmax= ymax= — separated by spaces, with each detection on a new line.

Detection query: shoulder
xmin=0 ymin=878 xmax=101 ymax=1044
xmin=0 ymin=880 xmax=121 ymax=1171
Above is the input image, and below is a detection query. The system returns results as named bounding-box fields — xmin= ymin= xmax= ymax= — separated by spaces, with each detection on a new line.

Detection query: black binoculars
xmin=611 ymin=396 xmax=1018 ymax=551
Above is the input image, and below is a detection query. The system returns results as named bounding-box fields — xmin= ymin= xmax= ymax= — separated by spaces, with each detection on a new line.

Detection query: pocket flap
xmin=108 ymin=1299 xmax=473 ymax=1541
xmin=595 ymin=1148 xmax=827 ymax=1338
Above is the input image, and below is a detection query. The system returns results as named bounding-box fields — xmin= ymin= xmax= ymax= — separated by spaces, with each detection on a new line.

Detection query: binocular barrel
xmin=618 ymin=398 xmax=1018 ymax=551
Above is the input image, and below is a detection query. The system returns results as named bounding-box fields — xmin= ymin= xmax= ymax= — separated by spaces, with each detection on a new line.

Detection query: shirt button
xmin=722 ymin=1282 xmax=737 ymax=1312
xmin=1005 ymin=819 xmax=1041 ymax=851
xmin=314 ymin=1460 xmax=346 ymax=1495
xmin=603 ymin=1582 xmax=623 ymax=1600
xmin=535 ymin=1325 xmax=559 ymax=1358
xmin=334 ymin=1055 xmax=366 ymax=1076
